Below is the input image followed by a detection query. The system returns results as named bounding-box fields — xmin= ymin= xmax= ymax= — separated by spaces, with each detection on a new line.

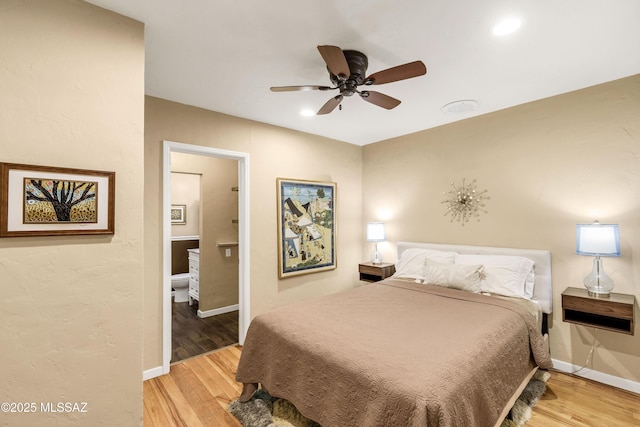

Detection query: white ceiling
xmin=86 ymin=0 xmax=640 ymax=146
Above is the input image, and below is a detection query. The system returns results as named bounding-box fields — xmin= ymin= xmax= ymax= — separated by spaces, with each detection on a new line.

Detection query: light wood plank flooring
xmin=145 ymin=345 xmax=243 ymax=427
xmin=144 ymin=345 xmax=640 ymax=426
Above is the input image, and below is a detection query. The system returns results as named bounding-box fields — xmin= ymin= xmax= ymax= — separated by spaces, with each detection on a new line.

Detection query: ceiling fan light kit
xmin=270 ymin=45 xmax=427 ymax=115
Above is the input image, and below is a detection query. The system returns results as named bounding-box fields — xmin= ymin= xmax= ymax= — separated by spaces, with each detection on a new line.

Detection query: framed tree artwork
xmin=0 ymin=163 xmax=115 ymax=237
xmin=276 ymin=178 xmax=336 ymax=278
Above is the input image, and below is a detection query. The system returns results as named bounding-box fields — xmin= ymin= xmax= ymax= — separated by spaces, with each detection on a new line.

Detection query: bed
xmin=236 ymin=242 xmax=553 ymax=427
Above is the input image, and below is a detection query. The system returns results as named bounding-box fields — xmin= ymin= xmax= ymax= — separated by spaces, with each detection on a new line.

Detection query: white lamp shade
xmin=366 ymin=222 xmax=385 ymax=242
xmin=576 ymin=223 xmax=620 ymax=257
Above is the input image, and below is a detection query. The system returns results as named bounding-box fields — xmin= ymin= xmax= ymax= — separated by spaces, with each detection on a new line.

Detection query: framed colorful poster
xmin=0 ymin=163 xmax=115 ymax=237
xmin=276 ymin=178 xmax=336 ymax=278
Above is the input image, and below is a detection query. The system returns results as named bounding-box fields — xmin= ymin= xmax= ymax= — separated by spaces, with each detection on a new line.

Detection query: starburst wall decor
xmin=441 ymin=178 xmax=490 ymax=225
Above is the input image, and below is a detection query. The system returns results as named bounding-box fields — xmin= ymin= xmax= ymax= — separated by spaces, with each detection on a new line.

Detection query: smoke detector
xmin=441 ymin=100 xmax=480 ymax=114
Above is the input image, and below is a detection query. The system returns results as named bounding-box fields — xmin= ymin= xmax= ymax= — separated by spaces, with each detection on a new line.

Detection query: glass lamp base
xmin=586 ymin=288 xmax=611 ymax=298
xmin=370 ymin=243 xmax=383 ymax=265
xmin=584 ymin=257 xmax=613 ymax=297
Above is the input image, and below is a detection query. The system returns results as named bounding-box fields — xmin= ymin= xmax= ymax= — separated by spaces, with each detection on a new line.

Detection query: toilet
xmin=171 ymin=273 xmax=190 ymax=303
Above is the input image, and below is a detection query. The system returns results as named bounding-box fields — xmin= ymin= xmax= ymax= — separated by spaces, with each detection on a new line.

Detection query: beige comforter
xmin=236 ymin=278 xmax=552 ymax=427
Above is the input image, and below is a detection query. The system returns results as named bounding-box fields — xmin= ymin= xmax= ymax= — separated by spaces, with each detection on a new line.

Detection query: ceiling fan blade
xmin=317 ymin=45 xmax=350 ymax=79
xmin=365 ymin=61 xmax=427 ymax=85
xmin=359 ymin=91 xmax=401 ymax=110
xmin=270 ymin=85 xmax=333 ymax=92
xmin=317 ymin=95 xmax=343 ymax=115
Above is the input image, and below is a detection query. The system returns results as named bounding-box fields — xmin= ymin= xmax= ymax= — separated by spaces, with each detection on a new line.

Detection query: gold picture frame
xmin=0 ymin=162 xmax=115 ymax=237
xmin=277 ymin=178 xmax=336 ymax=278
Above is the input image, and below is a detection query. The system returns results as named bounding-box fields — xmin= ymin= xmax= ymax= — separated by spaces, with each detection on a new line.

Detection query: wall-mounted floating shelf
xmin=231 ymin=186 xmax=238 ymax=192
xmin=216 ymin=242 xmax=239 ymax=247
xmin=562 ymin=287 xmax=635 ymax=335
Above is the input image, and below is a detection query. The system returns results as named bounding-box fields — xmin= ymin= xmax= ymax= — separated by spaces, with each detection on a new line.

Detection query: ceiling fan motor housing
xmin=329 ymin=50 xmax=368 ymax=97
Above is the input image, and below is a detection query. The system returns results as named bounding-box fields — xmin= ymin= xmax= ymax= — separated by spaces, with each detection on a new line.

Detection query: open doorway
xmin=169 ymin=164 xmax=238 ymax=362
xmin=161 ymin=140 xmax=250 ymax=375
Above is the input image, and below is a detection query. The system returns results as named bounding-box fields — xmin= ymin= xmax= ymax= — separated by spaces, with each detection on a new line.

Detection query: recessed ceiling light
xmin=441 ymin=100 xmax=479 ymax=114
xmin=300 ymin=109 xmax=315 ymax=117
xmin=492 ymin=18 xmax=521 ymax=36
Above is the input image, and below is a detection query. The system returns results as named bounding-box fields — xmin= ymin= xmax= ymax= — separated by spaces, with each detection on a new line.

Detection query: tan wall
xmin=171 ymin=172 xmax=201 ymax=237
xmin=171 ymin=153 xmax=239 ymax=311
xmin=0 ymin=0 xmax=144 ymax=425
xmin=363 ymin=75 xmax=640 ymax=383
xmin=144 ymin=97 xmax=363 ymax=370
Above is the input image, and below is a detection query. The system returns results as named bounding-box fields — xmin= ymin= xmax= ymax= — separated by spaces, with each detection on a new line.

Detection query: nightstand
xmin=562 ymin=287 xmax=635 ymax=335
xmin=359 ymin=262 xmax=395 ymax=282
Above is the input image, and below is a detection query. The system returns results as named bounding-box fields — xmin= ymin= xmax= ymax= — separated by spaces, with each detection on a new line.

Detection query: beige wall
xmin=170 ymin=172 xmax=201 ymax=237
xmin=144 ymin=97 xmax=363 ymax=370
xmin=171 ymin=153 xmax=239 ymax=311
xmin=363 ymin=74 xmax=640 ymax=383
xmin=0 ymin=1 xmax=145 ymax=425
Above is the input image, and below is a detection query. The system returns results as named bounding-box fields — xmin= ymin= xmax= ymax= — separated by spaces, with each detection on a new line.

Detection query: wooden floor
xmin=527 ymin=372 xmax=640 ymax=427
xmin=144 ymin=345 xmax=640 ymax=427
xmin=171 ymin=301 xmax=238 ymax=362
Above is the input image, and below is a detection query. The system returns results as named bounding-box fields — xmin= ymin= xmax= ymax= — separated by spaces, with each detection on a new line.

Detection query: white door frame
xmin=161 ymin=140 xmax=250 ymax=375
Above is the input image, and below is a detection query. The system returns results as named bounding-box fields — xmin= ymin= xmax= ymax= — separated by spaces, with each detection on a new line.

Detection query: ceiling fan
xmin=270 ymin=45 xmax=427 ymax=115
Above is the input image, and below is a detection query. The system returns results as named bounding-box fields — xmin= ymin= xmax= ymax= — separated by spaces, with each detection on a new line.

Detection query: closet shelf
xmin=216 ymin=242 xmax=239 ymax=247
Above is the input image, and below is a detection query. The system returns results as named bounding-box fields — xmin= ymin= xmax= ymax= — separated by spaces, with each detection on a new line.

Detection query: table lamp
xmin=576 ymin=221 xmax=620 ymax=296
xmin=366 ymin=222 xmax=385 ymax=264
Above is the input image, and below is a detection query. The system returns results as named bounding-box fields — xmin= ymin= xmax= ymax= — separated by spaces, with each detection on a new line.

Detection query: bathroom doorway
xmin=161 ymin=140 xmax=250 ymax=374
xmin=169 ymin=158 xmax=236 ymax=362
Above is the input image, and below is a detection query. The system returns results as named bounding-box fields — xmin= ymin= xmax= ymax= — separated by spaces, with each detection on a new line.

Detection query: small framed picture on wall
xmin=170 ymin=204 xmax=186 ymax=225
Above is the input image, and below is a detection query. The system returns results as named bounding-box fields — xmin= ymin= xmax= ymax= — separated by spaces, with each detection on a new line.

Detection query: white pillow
xmin=393 ymin=248 xmax=457 ymax=280
xmin=524 ymin=269 xmax=535 ymax=299
xmin=423 ymin=259 xmax=484 ymax=293
xmin=455 ymin=254 xmax=535 ymax=299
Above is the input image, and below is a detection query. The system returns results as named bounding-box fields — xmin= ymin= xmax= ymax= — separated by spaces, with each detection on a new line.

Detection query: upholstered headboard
xmin=396 ymin=242 xmax=553 ymax=314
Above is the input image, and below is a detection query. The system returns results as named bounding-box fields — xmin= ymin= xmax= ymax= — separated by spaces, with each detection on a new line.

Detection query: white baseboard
xmin=552 ymin=358 xmax=640 ymax=394
xmin=143 ymin=365 xmax=167 ymax=381
xmin=198 ymin=304 xmax=239 ymax=319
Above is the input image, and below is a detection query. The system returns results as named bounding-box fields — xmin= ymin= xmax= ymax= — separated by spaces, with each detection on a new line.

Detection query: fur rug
xmin=501 ymin=369 xmax=551 ymax=427
xmin=228 ymin=370 xmax=550 ymax=427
